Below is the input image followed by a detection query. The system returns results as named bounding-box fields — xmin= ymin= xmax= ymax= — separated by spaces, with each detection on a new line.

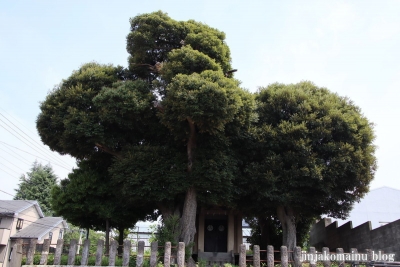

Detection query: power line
xmin=0 ymin=141 xmax=71 ymax=171
xmin=0 ymin=144 xmax=33 ymax=166
xmin=0 ymin=118 xmax=71 ymax=169
xmin=0 ymin=154 xmax=28 ymax=174
xmin=0 ymin=166 xmax=17 ymax=178
xmin=0 ymin=109 xmax=73 ymax=168
xmin=0 ymin=162 xmax=21 ymax=175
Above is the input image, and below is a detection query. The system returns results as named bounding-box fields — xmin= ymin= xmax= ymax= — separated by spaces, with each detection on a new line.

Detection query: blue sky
xmin=1 ymin=1 xmax=400 ymax=200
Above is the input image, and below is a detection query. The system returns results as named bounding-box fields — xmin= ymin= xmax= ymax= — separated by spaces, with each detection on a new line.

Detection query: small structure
xmin=195 ymin=207 xmax=243 ymax=264
xmin=0 ymin=200 xmax=67 ymax=267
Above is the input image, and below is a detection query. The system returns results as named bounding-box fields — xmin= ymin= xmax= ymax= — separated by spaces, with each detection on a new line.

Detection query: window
xmin=16 ymin=219 xmax=23 ymax=230
xmin=58 ymin=230 xmax=63 ymax=239
xmin=48 ymin=232 xmax=53 ymax=243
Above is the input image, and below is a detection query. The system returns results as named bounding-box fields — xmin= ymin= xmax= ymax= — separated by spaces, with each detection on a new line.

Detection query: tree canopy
xmin=14 ymin=161 xmax=58 ymax=215
xmin=241 ymin=81 xmax=376 ymax=252
xmin=37 ymin=11 xmax=376 ymax=258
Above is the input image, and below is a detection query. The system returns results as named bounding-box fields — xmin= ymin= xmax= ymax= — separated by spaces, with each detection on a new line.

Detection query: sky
xmin=1 ymin=0 xmax=399 ymax=201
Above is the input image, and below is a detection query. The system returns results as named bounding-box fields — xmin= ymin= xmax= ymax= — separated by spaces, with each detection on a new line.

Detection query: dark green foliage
xmin=248 ymin=81 xmax=376 ymax=217
xmin=14 ymin=161 xmax=58 ymax=215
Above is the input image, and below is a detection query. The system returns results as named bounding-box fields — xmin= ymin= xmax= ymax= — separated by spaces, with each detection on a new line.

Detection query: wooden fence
xmin=7 ymin=238 xmax=389 ymax=267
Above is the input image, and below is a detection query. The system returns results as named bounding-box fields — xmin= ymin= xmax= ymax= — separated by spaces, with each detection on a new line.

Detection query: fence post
xmin=137 ymin=240 xmax=145 ymax=267
xmin=366 ymin=249 xmax=373 ymax=261
xmin=351 ymin=248 xmax=359 ymax=265
xmin=239 ymin=244 xmax=246 ymax=267
xmin=149 ymin=241 xmax=158 ymax=267
xmin=336 ymin=248 xmax=344 ymax=267
xmin=267 ymin=245 xmax=274 ymax=267
xmin=123 ymin=239 xmax=132 ymax=267
xmin=294 ymin=246 xmax=302 ymax=267
xmin=309 ymin=247 xmax=316 ymax=267
xmin=68 ymin=239 xmax=78 ymax=265
xmin=253 ymin=245 xmax=260 ymax=267
xmin=95 ymin=239 xmax=105 ymax=266
xmin=81 ymin=239 xmax=91 ymax=266
xmin=164 ymin=242 xmax=171 ymax=267
xmin=109 ymin=240 xmax=118 ymax=266
xmin=322 ymin=247 xmax=331 ymax=267
xmin=9 ymin=239 xmax=23 ymax=267
xmin=39 ymin=239 xmax=51 ymax=265
xmin=281 ymin=246 xmax=288 ymax=267
xmin=26 ymin=239 xmax=37 ymax=265
xmin=54 ymin=239 xmax=64 ymax=265
xmin=177 ymin=242 xmax=185 ymax=267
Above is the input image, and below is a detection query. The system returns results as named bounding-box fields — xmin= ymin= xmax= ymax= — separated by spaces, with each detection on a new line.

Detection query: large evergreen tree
xmin=37 ymin=12 xmax=254 ymax=260
xmin=242 ymin=81 xmax=376 ymax=254
xmin=14 ymin=161 xmax=58 ymax=215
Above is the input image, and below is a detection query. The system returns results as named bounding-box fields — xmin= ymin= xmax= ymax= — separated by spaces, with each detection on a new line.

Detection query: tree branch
xmin=95 ymin=143 xmax=123 ymax=159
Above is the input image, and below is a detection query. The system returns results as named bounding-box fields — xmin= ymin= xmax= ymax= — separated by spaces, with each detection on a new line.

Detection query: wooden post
xmin=253 ymin=245 xmax=260 ymax=267
xmin=281 ymin=246 xmax=288 ymax=267
xmin=150 ymin=241 xmax=158 ymax=267
xmin=177 ymin=242 xmax=185 ymax=267
xmin=322 ymin=247 xmax=331 ymax=267
xmin=95 ymin=239 xmax=105 ymax=266
xmin=137 ymin=240 xmax=145 ymax=267
xmin=336 ymin=248 xmax=344 ymax=267
xmin=309 ymin=247 xmax=316 ymax=267
xmin=164 ymin=242 xmax=171 ymax=267
xmin=26 ymin=239 xmax=37 ymax=265
xmin=109 ymin=240 xmax=118 ymax=266
xmin=54 ymin=239 xmax=64 ymax=265
xmin=81 ymin=239 xmax=91 ymax=266
xmin=267 ymin=245 xmax=274 ymax=267
xmin=239 ymin=244 xmax=246 ymax=267
xmin=9 ymin=239 xmax=23 ymax=267
xmin=39 ymin=239 xmax=51 ymax=265
xmin=123 ymin=239 xmax=132 ymax=267
xmin=68 ymin=239 xmax=78 ymax=265
xmin=293 ymin=246 xmax=302 ymax=267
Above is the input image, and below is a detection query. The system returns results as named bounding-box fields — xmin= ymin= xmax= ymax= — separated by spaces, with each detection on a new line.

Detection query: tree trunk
xmin=178 ymin=117 xmax=198 ymax=266
xmin=258 ymin=216 xmax=270 ymax=250
xmin=105 ymin=219 xmax=110 ymax=254
xmin=276 ymin=206 xmax=296 ymax=260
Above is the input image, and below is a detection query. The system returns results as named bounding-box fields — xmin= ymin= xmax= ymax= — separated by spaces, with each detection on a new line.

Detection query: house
xmin=0 ymin=200 xmax=67 ymax=267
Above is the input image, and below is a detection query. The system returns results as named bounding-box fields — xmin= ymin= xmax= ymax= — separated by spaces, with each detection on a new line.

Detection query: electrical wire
xmin=0 ymin=112 xmax=70 ymax=168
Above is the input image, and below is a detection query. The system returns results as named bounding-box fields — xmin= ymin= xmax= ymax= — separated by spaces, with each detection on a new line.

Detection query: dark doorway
xmin=204 ymin=218 xmax=227 ymax=252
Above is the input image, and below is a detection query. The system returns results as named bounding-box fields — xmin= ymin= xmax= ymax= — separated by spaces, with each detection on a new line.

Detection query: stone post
xmin=177 ymin=242 xmax=185 ymax=267
xmin=137 ymin=240 xmax=145 ymax=267
xmin=293 ymin=246 xmax=302 ymax=267
xmin=322 ymin=247 xmax=331 ymax=267
xmin=150 ymin=241 xmax=158 ymax=267
xmin=267 ymin=245 xmax=274 ymax=267
xmin=81 ymin=239 xmax=91 ymax=266
xmin=281 ymin=246 xmax=288 ymax=267
xmin=351 ymin=248 xmax=359 ymax=265
xmin=39 ymin=239 xmax=50 ymax=265
xmin=123 ymin=239 xmax=132 ymax=267
xmin=95 ymin=239 xmax=105 ymax=266
xmin=253 ymin=245 xmax=260 ymax=267
xmin=109 ymin=240 xmax=118 ymax=266
xmin=68 ymin=239 xmax=78 ymax=265
xmin=164 ymin=242 xmax=171 ymax=267
xmin=26 ymin=239 xmax=37 ymax=265
xmin=54 ymin=239 xmax=64 ymax=265
xmin=239 ymin=244 xmax=246 ymax=267
xmin=336 ymin=248 xmax=344 ymax=267
xmin=309 ymin=247 xmax=316 ymax=267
